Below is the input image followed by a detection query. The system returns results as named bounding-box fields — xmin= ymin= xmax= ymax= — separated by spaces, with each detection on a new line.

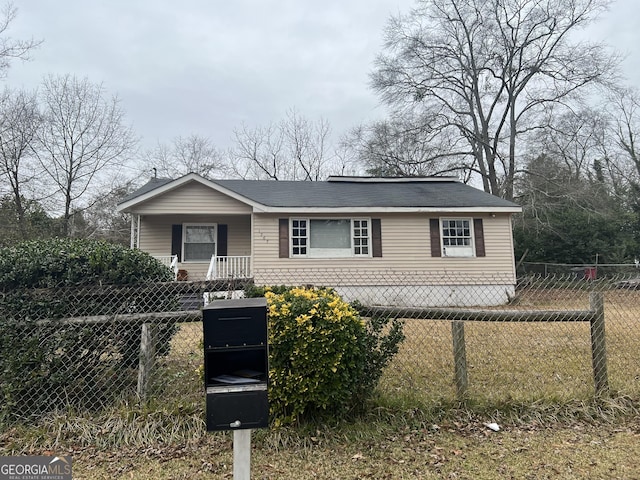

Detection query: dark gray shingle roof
xmin=118 ymin=175 xmax=520 ymax=210
xmin=119 ymin=177 xmax=173 ymax=204
xmin=212 ymin=178 xmax=517 ymax=209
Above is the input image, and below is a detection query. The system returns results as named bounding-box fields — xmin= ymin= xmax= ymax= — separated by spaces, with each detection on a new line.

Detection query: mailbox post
xmin=202 ymin=297 xmax=269 ymax=479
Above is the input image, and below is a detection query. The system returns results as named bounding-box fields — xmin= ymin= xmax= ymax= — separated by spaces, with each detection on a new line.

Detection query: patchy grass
xmin=3 ymin=398 xmax=640 ymax=479
xmin=66 ymin=425 xmax=640 ymax=480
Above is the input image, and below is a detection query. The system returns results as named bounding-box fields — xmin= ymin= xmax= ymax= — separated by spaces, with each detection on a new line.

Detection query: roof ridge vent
xmin=326 ymin=176 xmax=458 ymax=183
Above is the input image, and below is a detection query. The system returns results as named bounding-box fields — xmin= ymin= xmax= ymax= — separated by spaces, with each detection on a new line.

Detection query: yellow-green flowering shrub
xmin=246 ymin=285 xmax=404 ymax=426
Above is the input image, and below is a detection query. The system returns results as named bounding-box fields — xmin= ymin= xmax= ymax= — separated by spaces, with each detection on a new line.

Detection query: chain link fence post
xmin=452 ymin=320 xmax=468 ymax=400
xmin=589 ymin=292 xmax=608 ymax=396
xmin=137 ymin=322 xmax=158 ymax=401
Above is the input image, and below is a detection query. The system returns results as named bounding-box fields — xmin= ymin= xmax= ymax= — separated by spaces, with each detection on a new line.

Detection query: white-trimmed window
xmin=352 ymin=219 xmax=370 ymax=255
xmin=441 ymin=218 xmax=474 ymax=257
xmin=183 ymin=224 xmax=216 ymax=261
xmin=290 ymin=218 xmax=371 ymax=258
xmin=291 ymin=219 xmax=308 ymax=256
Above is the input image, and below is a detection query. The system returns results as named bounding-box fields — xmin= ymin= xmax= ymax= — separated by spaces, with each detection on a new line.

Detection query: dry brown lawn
xmin=8 ymin=413 xmax=640 ymax=480
xmin=161 ymin=288 xmax=640 ymax=406
xmin=384 ymin=288 xmax=640 ymax=403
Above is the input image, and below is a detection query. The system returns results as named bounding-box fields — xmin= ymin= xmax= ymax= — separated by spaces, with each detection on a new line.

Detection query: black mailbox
xmin=203 ymin=297 xmax=269 ymax=431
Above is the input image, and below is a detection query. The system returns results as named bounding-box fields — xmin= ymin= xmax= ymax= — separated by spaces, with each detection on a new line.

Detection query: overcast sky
xmin=6 ymin=0 xmax=640 ymax=160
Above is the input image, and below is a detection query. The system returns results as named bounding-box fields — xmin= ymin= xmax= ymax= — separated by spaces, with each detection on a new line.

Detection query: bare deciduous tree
xmin=0 ymin=3 xmax=41 ymax=78
xmin=230 ymin=109 xmax=335 ymax=181
xmin=609 ymin=87 xmax=640 ymax=182
xmin=77 ymin=180 xmax=135 ymax=245
xmin=35 ymin=74 xmax=137 ymax=236
xmin=343 ymin=116 xmax=470 ymax=178
xmin=141 ymin=134 xmax=226 ymax=180
xmin=282 ymin=109 xmax=330 ymax=181
xmin=231 ymin=121 xmax=285 ymax=180
xmin=0 ymin=88 xmax=41 ymax=239
xmin=0 ymin=4 xmax=42 ymax=240
xmin=371 ymin=0 xmax=619 ymax=200
xmin=535 ymin=107 xmax=609 ymax=181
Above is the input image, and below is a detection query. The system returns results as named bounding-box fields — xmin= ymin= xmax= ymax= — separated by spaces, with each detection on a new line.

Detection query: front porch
xmin=154 ymin=255 xmax=253 ymax=281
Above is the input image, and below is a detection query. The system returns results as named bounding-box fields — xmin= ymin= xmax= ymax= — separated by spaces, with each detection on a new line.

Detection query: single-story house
xmin=116 ymin=173 xmax=522 ymax=306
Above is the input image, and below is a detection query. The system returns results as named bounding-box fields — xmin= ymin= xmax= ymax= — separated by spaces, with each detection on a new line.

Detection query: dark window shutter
xmin=474 ymin=218 xmax=486 ymax=257
xmin=372 ymin=218 xmax=382 ymax=257
xmin=217 ymin=224 xmax=228 ymax=257
xmin=171 ymin=224 xmax=183 ymax=261
xmin=430 ymin=219 xmax=441 ymax=257
xmin=279 ymin=218 xmax=289 ymax=258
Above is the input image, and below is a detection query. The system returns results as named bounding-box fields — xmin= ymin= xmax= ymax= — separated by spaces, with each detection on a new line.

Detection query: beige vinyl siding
xmin=138 ymin=216 xmax=172 ymax=258
xmin=139 ymin=214 xmax=251 ymax=280
xmin=252 ymin=213 xmax=516 ymax=284
xmin=132 ymin=181 xmax=252 ymax=215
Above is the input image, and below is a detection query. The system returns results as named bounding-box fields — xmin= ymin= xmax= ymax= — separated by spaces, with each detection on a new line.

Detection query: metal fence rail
xmin=1 ymin=271 xmax=639 ymax=424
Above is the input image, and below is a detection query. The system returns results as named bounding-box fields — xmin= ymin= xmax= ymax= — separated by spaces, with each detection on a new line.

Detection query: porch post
xmin=250 ymin=214 xmax=254 ymax=279
xmin=136 ymin=214 xmax=141 ymax=249
xmin=130 ymin=215 xmax=138 ymax=249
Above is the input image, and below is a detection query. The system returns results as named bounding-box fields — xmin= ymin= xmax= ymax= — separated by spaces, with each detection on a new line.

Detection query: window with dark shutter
xmin=372 ymin=218 xmax=382 ymax=257
xmin=217 ymin=224 xmax=228 ymax=257
xmin=171 ymin=224 xmax=183 ymax=261
xmin=432 ymin=217 xmax=485 ymax=257
xmin=473 ymin=218 xmax=485 ymax=257
xmin=279 ymin=219 xmax=289 ymax=258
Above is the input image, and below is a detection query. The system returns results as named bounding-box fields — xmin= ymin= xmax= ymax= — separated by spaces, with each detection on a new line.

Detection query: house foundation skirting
xmin=334 ymin=284 xmax=516 ymax=308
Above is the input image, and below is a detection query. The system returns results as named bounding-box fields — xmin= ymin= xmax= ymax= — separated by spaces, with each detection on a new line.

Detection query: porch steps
xmin=180 ymin=293 xmax=204 ymax=311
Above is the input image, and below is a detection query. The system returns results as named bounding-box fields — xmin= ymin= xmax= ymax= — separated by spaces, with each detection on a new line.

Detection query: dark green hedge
xmin=0 ymin=238 xmax=173 ymax=290
xmin=0 ymin=239 xmax=178 ymax=422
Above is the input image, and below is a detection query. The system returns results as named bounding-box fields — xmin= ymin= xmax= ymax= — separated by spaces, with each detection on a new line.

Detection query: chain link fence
xmin=1 ymin=270 xmax=639 ymax=424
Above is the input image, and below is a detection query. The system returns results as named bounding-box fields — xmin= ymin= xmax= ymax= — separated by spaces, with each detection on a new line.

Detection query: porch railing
xmin=206 ymin=255 xmax=252 ymax=280
xmin=154 ymin=255 xmax=179 ymax=280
